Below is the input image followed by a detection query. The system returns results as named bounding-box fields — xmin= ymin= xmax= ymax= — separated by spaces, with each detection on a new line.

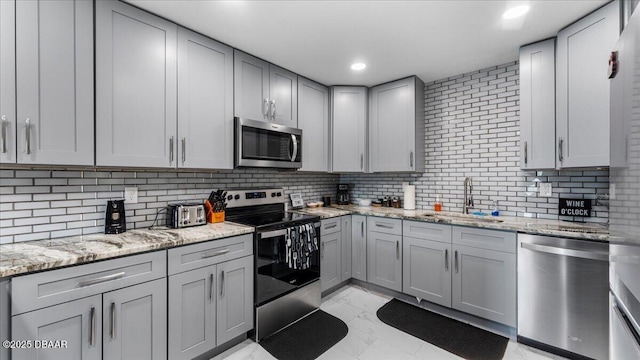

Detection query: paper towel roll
xmin=404 ymin=185 xmax=416 ymax=210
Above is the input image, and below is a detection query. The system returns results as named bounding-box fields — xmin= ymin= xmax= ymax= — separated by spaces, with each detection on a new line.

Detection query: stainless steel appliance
xmin=609 ymin=4 xmax=640 ymax=359
xmin=166 ymin=202 xmax=206 ymax=228
xmin=337 ymin=183 xmax=350 ymax=205
xmin=518 ymin=234 xmax=609 ymax=359
xmin=224 ymin=188 xmax=321 ymax=341
xmin=105 ymin=199 xmax=126 ymax=234
xmin=235 ymin=117 xmax=302 ymax=169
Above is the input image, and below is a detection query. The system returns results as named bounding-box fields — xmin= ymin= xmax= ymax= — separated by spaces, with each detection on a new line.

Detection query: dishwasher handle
xmin=520 ymin=241 xmax=608 ymax=261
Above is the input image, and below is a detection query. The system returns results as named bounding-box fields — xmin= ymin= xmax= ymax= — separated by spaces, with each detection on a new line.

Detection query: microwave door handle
xmin=291 ymin=134 xmax=298 ymax=162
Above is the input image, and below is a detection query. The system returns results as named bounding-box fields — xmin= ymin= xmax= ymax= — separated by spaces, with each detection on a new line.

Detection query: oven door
xmin=235 ymin=117 xmax=302 ymax=169
xmin=255 ymin=224 xmax=320 ymax=307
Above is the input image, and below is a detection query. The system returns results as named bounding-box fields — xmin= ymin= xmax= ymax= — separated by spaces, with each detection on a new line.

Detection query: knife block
xmin=207 ymin=211 xmax=225 ymax=224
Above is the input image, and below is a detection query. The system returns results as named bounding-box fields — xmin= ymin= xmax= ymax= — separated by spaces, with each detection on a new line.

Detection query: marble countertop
xmin=0 ymin=222 xmax=254 ymax=278
xmin=294 ymin=205 xmax=609 ymax=242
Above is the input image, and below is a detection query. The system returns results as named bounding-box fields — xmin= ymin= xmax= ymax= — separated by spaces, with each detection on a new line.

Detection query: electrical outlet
xmin=539 ymin=183 xmax=552 ymax=197
xmin=124 ymin=187 xmax=138 ymax=204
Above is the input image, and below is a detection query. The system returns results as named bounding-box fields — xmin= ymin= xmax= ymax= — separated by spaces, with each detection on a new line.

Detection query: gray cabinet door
xmin=0 ymin=0 xmax=15 ymax=164
xmin=403 ymin=237 xmax=451 ymax=307
xmin=341 ymin=216 xmax=352 ymax=281
xmin=103 ymin=278 xmax=167 ymax=360
xmin=369 ymin=77 xmax=424 ymax=172
xmin=298 ymin=76 xmax=329 ymax=172
xmin=519 ymin=39 xmax=556 ymax=170
xmin=451 ymin=244 xmax=516 ymax=327
xmin=556 ymin=1 xmax=619 ymax=168
xmin=177 ymin=27 xmax=233 ymax=169
xmin=270 ymin=64 xmax=298 ymax=127
xmin=234 ymin=50 xmax=270 ymax=122
xmin=168 ymin=265 xmax=216 ymax=360
xmin=217 ymin=256 xmax=254 ymax=345
xmin=321 ymin=230 xmax=341 ymax=292
xmin=331 ymin=86 xmax=367 ymax=172
xmin=12 ymin=294 xmax=102 ymax=360
xmin=15 ymin=0 xmax=93 ymax=166
xmin=351 ymin=215 xmax=367 ymax=281
xmin=367 ymin=231 xmax=402 ymax=292
xmin=96 ymin=0 xmax=177 ymax=168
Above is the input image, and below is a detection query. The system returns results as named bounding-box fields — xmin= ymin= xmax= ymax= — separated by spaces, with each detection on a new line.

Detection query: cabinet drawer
xmin=12 ymin=251 xmax=166 ymax=315
xmin=368 ymin=217 xmax=402 ymax=236
xmin=452 ymin=226 xmax=516 ymax=253
xmin=403 ymin=221 xmax=451 ymax=243
xmin=168 ymin=234 xmax=253 ymax=275
xmin=321 ymin=217 xmax=342 ymax=234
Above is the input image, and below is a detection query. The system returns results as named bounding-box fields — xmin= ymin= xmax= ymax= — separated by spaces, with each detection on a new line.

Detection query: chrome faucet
xmin=463 ymin=177 xmax=474 ymax=214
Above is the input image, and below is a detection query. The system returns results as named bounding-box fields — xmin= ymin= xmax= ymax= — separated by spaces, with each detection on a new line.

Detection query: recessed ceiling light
xmin=503 ymin=4 xmax=529 ymax=19
xmin=351 ymin=63 xmax=366 ymax=71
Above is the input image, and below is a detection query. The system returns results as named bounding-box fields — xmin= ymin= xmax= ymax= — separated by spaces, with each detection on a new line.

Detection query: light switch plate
xmin=124 ymin=187 xmax=138 ymax=204
xmin=539 ymin=183 xmax=552 ymax=197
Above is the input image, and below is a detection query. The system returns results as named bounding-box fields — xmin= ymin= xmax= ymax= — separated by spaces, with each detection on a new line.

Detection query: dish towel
xmin=285 ymin=224 xmax=318 ymax=270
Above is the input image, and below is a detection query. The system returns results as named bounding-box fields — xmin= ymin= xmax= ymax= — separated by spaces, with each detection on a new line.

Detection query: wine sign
xmin=559 ymin=198 xmax=592 ymax=217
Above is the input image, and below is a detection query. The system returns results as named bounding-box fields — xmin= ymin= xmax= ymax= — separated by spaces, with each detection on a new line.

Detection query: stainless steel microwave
xmin=235 ymin=117 xmax=302 ymax=169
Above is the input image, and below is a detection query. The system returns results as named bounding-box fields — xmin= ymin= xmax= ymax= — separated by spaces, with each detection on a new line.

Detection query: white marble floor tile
xmin=335 ymin=286 xmax=390 ymax=313
xmin=414 ymin=342 xmax=464 ymax=360
xmin=320 ymin=298 xmax=364 ymax=323
xmin=347 ymin=310 xmax=424 ymax=355
xmin=502 ymin=341 xmax=561 ymax=360
xmin=357 ymin=339 xmax=417 ymax=360
xmin=317 ymin=346 xmax=360 ymax=360
xmin=334 ymin=326 xmax=377 ymax=358
xmin=211 ymin=339 xmax=276 ymax=360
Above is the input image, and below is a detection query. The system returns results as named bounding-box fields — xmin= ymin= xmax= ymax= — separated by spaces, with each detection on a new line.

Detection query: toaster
xmin=167 ymin=202 xmax=206 ymax=228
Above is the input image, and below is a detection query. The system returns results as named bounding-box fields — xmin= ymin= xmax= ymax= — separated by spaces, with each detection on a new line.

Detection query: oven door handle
xmin=260 ymin=229 xmax=288 ymax=238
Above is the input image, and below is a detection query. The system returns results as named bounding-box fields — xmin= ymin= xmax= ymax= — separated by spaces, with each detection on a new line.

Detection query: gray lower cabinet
xmin=351 ymin=215 xmax=367 ymax=282
xmin=367 ymin=230 xmax=402 ymax=292
xmin=0 ymin=279 xmax=9 ymax=360
xmin=103 ymin=278 xmax=167 ymax=360
xmin=177 ymin=27 xmax=234 ymax=169
xmin=403 ymin=237 xmax=452 ymax=307
xmin=556 ymin=1 xmax=619 ymax=168
xmin=340 ymin=216 xmax=352 ymax=281
xmin=298 ymin=76 xmax=329 ymax=172
xmin=96 ymin=0 xmax=177 ymax=168
xmin=320 ymin=230 xmax=341 ymax=292
xmin=12 ymin=294 xmax=102 ymax=360
xmin=216 ymin=256 xmax=254 ymax=345
xmin=331 ymin=86 xmax=368 ymax=172
xmin=0 ymin=0 xmax=16 ymax=164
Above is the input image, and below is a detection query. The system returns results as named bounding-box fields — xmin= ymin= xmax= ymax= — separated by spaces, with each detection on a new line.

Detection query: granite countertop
xmin=0 ymin=222 xmax=254 ymax=278
xmin=294 ymin=205 xmax=609 ymax=242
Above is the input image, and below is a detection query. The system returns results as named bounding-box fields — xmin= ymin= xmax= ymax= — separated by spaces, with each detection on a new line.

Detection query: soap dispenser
xmin=491 ymin=200 xmax=499 ymax=217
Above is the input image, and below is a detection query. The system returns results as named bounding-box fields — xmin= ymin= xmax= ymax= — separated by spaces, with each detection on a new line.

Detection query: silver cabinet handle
xmin=321 ymin=241 xmax=324 ymax=258
xmin=290 ymin=134 xmax=298 ymax=162
xmin=263 ymin=98 xmax=269 ymax=119
xmin=396 ymin=241 xmax=399 ymax=259
xmin=445 ymin=249 xmax=449 ymax=271
xmin=110 ymin=302 xmax=116 ymax=339
xmin=78 ymin=272 xmax=125 ymax=287
xmin=25 ymin=118 xmax=31 ymax=155
xmin=454 ymin=251 xmax=459 ymax=273
xmin=360 ymin=154 xmax=363 ymax=170
xmin=524 ymin=141 xmax=528 ymax=165
xmin=271 ymin=100 xmax=277 ymax=121
xmin=1 ymin=115 xmax=7 ymax=154
xmin=89 ymin=306 xmax=96 ymax=346
xmin=558 ymin=138 xmax=564 ymax=162
xmin=361 ymin=221 xmax=364 ymax=237
xmin=376 ymin=223 xmax=394 ymax=229
xmin=521 ymin=242 xmax=609 ymax=261
xmin=202 ymin=249 xmax=230 ymax=259
xmin=169 ymin=136 xmax=174 ymax=163
xmin=182 ymin=137 xmax=186 ymax=164
xmin=220 ymin=270 xmax=225 ymax=297
xmin=409 ymin=151 xmax=414 ymax=168
xmin=209 ymin=273 xmax=214 ymax=302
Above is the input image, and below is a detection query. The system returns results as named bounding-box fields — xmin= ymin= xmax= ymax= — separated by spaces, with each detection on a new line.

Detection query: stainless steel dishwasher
xmin=517 ymin=234 xmax=609 ymax=360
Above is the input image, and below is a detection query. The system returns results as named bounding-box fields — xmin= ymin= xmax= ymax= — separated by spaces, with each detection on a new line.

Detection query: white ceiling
xmin=127 ymin=0 xmax=610 ymax=86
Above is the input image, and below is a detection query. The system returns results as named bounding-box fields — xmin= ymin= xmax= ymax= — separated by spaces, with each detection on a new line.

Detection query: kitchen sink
xmin=434 ymin=214 xmax=504 ymax=223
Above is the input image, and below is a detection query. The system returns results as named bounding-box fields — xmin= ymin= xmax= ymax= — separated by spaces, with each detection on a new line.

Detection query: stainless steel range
xmin=224 ymin=188 xmax=321 ymax=341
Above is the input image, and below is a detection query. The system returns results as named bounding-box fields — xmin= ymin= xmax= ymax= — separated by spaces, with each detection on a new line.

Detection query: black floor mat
xmin=377 ymin=299 xmax=508 ymax=360
xmin=260 ymin=310 xmax=348 ymax=360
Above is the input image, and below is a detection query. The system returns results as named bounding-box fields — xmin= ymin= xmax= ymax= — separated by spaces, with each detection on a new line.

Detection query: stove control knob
xmin=234 ymin=194 xmax=240 ymax=200
xmin=227 ymin=195 xmax=233 ymax=201
xmin=271 ymin=192 xmax=276 ymax=197
xmin=277 ymin=192 xmax=282 ymax=197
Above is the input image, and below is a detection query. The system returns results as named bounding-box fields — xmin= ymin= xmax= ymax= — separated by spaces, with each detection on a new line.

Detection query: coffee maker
xmin=337 ymin=184 xmax=350 ymax=205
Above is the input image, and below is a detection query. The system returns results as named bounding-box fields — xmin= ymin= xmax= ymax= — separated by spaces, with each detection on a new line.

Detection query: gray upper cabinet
xmin=96 ymin=0 xmax=177 ymax=168
xmin=298 ymin=77 xmax=329 ymax=172
xmin=556 ymin=1 xmax=619 ymax=168
xmin=0 ymin=0 xmax=15 ymax=164
xmin=519 ymin=39 xmax=556 ymax=170
xmin=234 ymin=50 xmax=298 ymax=127
xmin=351 ymin=215 xmax=367 ymax=282
xmin=103 ymin=278 xmax=167 ymax=360
xmin=216 ymin=256 xmax=254 ymax=345
xmin=10 ymin=0 xmax=94 ymax=166
xmin=367 ymin=228 xmax=402 ymax=292
xmin=12 ymin=294 xmax=102 ymax=360
xmin=331 ymin=86 xmax=368 ymax=172
xmin=341 ymin=216 xmax=352 ymax=281
xmin=177 ymin=27 xmax=234 ymax=169
xmin=369 ymin=77 xmax=425 ymax=172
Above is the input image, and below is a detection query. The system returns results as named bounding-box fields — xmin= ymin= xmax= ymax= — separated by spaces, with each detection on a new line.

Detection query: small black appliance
xmin=337 ymin=184 xmax=350 ymax=205
xmin=105 ymin=199 xmax=126 ymax=234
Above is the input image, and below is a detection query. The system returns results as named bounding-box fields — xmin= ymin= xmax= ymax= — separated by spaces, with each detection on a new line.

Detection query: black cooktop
xmin=228 ymin=211 xmax=319 ymax=230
